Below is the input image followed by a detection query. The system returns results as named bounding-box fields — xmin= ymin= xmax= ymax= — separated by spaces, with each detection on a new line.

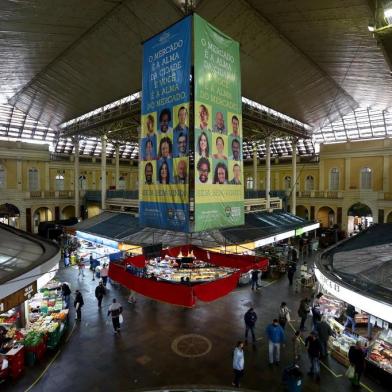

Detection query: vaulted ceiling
xmin=1 ymin=0 xmax=392 ymax=133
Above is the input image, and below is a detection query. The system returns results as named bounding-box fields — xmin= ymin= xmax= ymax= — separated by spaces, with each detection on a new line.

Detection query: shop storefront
xmin=315 ymin=267 xmax=392 ymax=378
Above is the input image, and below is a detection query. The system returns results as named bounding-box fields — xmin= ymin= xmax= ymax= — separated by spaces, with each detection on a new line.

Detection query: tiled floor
xmin=3 ymin=258 xmax=390 ymax=392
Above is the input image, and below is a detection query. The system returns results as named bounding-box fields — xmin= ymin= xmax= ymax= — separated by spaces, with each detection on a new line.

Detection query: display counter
xmin=146 ymin=258 xmax=235 ymax=284
xmin=368 ymin=329 xmax=392 ymax=375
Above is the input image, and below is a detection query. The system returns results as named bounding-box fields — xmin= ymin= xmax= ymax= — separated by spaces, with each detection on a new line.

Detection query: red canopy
xmin=109 ymin=245 xmax=269 ymax=307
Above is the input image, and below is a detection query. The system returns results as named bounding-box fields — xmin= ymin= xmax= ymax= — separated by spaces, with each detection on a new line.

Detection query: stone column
xmin=345 ymin=157 xmax=351 ymax=191
xmin=319 ymin=159 xmax=325 ymax=191
xmin=101 ymin=135 xmax=107 ymax=210
xmin=383 ymin=155 xmax=390 ymax=193
xmin=74 ymin=139 xmax=80 ymax=219
xmin=265 ymin=136 xmax=271 ymax=209
xmin=44 ymin=162 xmax=50 ymax=192
xmin=291 ymin=139 xmax=297 ymax=215
xmin=115 ymin=144 xmax=120 ymax=190
xmin=253 ymin=148 xmax=258 ymax=190
xmin=16 ymin=160 xmax=22 ymax=191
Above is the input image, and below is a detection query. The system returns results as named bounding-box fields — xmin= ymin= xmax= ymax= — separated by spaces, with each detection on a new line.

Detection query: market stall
xmin=0 ymin=279 xmax=69 ymax=380
xmin=109 ymin=246 xmax=268 ymax=307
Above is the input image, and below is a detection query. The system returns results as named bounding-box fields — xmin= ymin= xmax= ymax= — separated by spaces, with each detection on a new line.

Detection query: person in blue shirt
xmin=232 ymin=341 xmax=245 ymax=388
xmin=266 ymin=318 xmax=285 ymax=366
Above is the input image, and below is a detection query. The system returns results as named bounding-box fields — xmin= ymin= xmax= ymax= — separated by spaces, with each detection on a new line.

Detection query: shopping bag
xmin=119 ymin=314 xmax=124 ymax=324
xmin=345 ymin=365 xmax=355 ymax=379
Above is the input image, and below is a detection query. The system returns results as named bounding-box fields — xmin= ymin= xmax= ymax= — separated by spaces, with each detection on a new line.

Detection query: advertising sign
xmin=139 ymin=16 xmax=191 ymax=231
xmin=193 ymin=14 xmax=244 ymax=231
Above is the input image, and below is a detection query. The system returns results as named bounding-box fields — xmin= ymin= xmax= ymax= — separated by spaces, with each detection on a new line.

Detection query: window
xmin=284 ymin=176 xmax=291 ymax=191
xmin=330 ymin=168 xmax=339 ymax=191
xmin=79 ymin=175 xmax=87 ymax=190
xmin=118 ymin=176 xmax=126 ymax=190
xmin=0 ymin=165 xmax=5 ymax=189
xmin=55 ymin=173 xmax=64 ymax=191
xmin=305 ymin=175 xmax=314 ymax=192
xmin=361 ymin=167 xmax=372 ymax=190
xmin=28 ymin=167 xmax=39 ymax=191
xmin=246 ymin=177 xmax=254 ymax=190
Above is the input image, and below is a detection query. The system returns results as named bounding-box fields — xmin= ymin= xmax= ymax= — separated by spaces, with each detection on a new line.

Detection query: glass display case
xmin=368 ymin=329 xmax=392 ymax=374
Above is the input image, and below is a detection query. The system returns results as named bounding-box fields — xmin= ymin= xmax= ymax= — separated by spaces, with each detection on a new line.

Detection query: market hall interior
xmin=1 ymin=0 xmax=392 ymax=391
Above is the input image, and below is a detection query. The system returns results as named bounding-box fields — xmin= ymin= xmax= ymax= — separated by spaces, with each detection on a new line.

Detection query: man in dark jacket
xmin=287 ymin=263 xmax=296 ymax=286
xmin=251 ymin=270 xmax=260 ymax=290
xmin=348 ymin=341 xmax=366 ymax=388
xmin=305 ymin=331 xmax=322 ymax=381
xmin=244 ymin=308 xmax=258 ymax=344
xmin=74 ymin=290 xmax=84 ymax=321
xmin=344 ymin=304 xmax=357 ymax=333
xmin=61 ymin=283 xmax=71 ymax=309
xmin=316 ymin=316 xmax=334 ymax=357
xmin=95 ymin=281 xmax=106 ymax=308
xmin=298 ymin=297 xmax=310 ymax=331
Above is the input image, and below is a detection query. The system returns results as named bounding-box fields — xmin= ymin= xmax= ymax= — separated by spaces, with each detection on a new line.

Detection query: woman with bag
xmin=348 ymin=341 xmax=366 ymax=389
xmin=278 ymin=302 xmax=291 ymax=329
xmin=107 ymin=298 xmax=123 ymax=334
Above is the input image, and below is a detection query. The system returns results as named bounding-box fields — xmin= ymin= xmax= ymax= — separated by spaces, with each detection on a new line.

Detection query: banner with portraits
xmin=193 ymin=14 xmax=244 ymax=231
xmin=139 ymin=16 xmax=191 ymax=231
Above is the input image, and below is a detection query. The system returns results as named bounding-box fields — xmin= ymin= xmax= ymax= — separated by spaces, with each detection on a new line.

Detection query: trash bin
xmin=282 ymin=365 xmax=303 ymax=392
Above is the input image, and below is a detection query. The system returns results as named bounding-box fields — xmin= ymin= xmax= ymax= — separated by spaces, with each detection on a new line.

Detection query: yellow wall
xmin=350 ymin=156 xmax=383 ymax=191
xmin=322 ymin=158 xmax=345 ymax=190
xmin=0 ymin=160 xmax=17 ymax=189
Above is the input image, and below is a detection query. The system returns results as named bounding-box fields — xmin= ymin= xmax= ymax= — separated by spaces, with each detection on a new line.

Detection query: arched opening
xmin=55 ymin=173 xmax=65 ymax=191
xmin=317 ymin=206 xmax=335 ymax=228
xmin=246 ymin=176 xmax=254 ymax=190
xmin=61 ymin=205 xmax=75 ymax=220
xmin=118 ymin=176 xmax=126 ymax=190
xmin=87 ymin=202 xmax=101 ymax=218
xmin=284 ymin=176 xmax=291 ymax=191
xmin=0 ymin=203 xmax=20 ymax=228
xmin=347 ymin=202 xmax=373 ymax=234
xmin=329 ymin=168 xmax=339 ymax=191
xmin=360 ymin=167 xmax=372 ymax=190
xmin=296 ymin=205 xmax=309 ymax=220
xmin=0 ymin=165 xmax=6 ymax=188
xmin=33 ymin=207 xmax=53 ymax=233
xmin=29 ymin=167 xmax=39 ymax=191
xmin=305 ymin=175 xmax=314 ymax=192
xmin=386 ymin=211 xmax=392 ymax=223
xmin=79 ymin=175 xmax=87 ymax=190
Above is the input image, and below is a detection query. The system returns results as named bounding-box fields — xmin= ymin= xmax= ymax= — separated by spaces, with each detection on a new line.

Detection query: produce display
xmin=0 ymin=310 xmax=20 ymax=326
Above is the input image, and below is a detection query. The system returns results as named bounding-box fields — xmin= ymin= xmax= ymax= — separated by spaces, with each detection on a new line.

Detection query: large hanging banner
xmin=139 ymin=16 xmax=191 ymax=231
xmin=194 ymin=14 xmax=244 ymax=231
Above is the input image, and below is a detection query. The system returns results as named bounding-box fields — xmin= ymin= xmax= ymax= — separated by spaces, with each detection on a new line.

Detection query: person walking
xmin=100 ymin=263 xmax=109 ymax=286
xmin=292 ymin=330 xmax=302 ymax=364
xmin=77 ymin=258 xmax=85 ymax=278
xmin=287 ymin=262 xmax=296 ymax=286
xmin=250 ymin=270 xmax=260 ymax=290
xmin=298 ymin=297 xmax=311 ymax=331
xmin=278 ymin=302 xmax=291 ymax=329
xmin=107 ymin=298 xmax=122 ymax=333
xmin=316 ymin=316 xmax=334 ymax=357
xmin=95 ymin=281 xmax=106 ymax=308
xmin=244 ymin=307 xmax=257 ymax=345
xmin=305 ymin=331 xmax=322 ymax=382
xmin=61 ymin=282 xmax=71 ymax=309
xmin=344 ymin=304 xmax=357 ymax=333
xmin=232 ymin=341 xmax=245 ymax=388
xmin=266 ymin=319 xmax=285 ymax=366
xmin=128 ymin=289 xmax=136 ymax=304
xmin=348 ymin=341 xmax=366 ymax=389
xmin=74 ymin=290 xmax=84 ymax=321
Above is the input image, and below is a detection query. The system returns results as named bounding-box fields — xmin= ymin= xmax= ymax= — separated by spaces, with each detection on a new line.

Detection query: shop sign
xmin=0 ymin=281 xmax=37 ymax=312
